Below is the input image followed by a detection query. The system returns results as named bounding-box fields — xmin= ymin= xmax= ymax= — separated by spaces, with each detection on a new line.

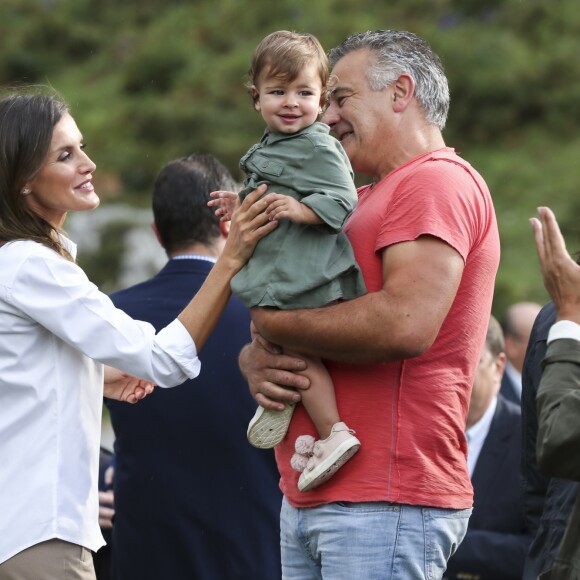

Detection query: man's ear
xmin=151 ymin=221 xmax=162 ymax=245
xmin=495 ymin=352 xmax=507 ymax=380
xmin=392 ymin=73 xmax=415 ymax=113
xmin=219 ymin=219 xmax=231 ymax=238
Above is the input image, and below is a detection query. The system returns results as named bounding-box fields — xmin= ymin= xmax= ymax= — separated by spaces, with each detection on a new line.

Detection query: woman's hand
xmin=221 ymin=184 xmax=278 ymax=271
xmin=103 ymin=365 xmax=155 ymax=404
xmin=176 ymin=186 xmax=277 ymax=352
xmin=98 ymin=464 xmax=115 ymax=528
xmin=98 ymin=489 xmax=115 ymax=528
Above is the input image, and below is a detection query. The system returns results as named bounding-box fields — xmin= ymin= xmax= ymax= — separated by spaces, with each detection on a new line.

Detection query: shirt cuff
xmin=155 ymin=319 xmax=200 ymax=379
xmin=547 ymin=320 xmax=580 ymax=344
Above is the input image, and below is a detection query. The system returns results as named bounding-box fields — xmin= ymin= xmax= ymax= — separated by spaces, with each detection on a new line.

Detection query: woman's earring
xmin=21 ymin=187 xmax=31 ymax=195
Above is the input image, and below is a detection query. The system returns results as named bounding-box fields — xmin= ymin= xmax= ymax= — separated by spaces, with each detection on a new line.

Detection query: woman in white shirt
xmin=0 ymin=91 xmax=276 ymax=579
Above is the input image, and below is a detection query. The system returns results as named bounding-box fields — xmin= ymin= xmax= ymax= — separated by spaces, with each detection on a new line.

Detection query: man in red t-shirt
xmin=241 ymin=30 xmax=500 ymax=580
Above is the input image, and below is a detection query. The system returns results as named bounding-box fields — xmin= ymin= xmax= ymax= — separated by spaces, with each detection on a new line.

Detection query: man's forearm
xmin=251 ymin=290 xmax=435 ymax=364
xmin=537 ymin=338 xmax=580 ymax=480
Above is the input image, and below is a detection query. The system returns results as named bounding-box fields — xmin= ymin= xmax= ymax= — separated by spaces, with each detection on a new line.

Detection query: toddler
xmin=209 ymin=30 xmax=366 ymax=492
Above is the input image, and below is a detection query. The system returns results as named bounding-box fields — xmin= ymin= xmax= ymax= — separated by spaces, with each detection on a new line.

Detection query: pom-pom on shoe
xmin=298 ymin=422 xmax=360 ymax=492
xmin=290 ymin=434 xmax=316 ymax=472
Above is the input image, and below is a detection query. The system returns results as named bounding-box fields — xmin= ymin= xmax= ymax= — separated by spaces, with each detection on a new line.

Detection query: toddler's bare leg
xmin=286 ymin=350 xmax=339 ymax=439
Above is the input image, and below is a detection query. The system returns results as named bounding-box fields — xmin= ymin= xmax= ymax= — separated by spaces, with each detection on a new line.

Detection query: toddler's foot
xmin=298 ymin=422 xmax=360 ymax=492
xmin=247 ymin=402 xmax=296 ymax=449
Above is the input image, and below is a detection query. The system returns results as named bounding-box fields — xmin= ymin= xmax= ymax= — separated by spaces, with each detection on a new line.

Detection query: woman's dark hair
xmin=0 ymin=90 xmax=73 ymax=259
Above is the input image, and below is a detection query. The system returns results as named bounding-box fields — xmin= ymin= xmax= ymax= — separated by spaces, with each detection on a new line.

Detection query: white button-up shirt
xmin=465 ymin=396 xmax=497 ymax=477
xmin=0 ymin=238 xmax=200 ymax=564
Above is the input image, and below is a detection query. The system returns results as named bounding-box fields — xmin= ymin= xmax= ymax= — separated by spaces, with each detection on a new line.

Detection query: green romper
xmin=233 ymin=122 xmax=367 ymax=309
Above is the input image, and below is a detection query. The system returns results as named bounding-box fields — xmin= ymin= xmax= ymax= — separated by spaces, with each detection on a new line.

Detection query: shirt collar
xmin=60 ymin=233 xmax=78 ymax=260
xmin=465 ymin=395 xmax=498 ymax=476
xmin=171 ymin=254 xmax=217 ymax=264
xmin=466 ymin=395 xmax=497 ymax=443
xmin=262 ymin=121 xmax=329 ymax=144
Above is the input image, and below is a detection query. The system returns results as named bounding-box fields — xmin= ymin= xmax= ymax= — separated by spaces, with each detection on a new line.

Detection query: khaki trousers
xmin=0 ymin=539 xmax=96 ymax=580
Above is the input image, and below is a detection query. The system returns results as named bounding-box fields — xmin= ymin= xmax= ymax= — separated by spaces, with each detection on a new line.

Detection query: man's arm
xmin=531 ymin=207 xmax=580 ymax=480
xmin=251 ymin=235 xmax=464 ymax=363
xmin=531 ymin=206 xmax=580 ymax=324
xmin=536 ymin=338 xmax=580 ymax=480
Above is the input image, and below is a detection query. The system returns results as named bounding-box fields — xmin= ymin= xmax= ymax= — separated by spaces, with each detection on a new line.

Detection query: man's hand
xmin=239 ymin=337 xmax=310 ymax=411
xmin=103 ymin=366 xmax=155 ymax=404
xmin=531 ymin=206 xmax=580 ymax=323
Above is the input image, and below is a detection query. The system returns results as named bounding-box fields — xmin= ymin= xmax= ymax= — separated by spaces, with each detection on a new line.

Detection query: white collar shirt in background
xmin=465 ymin=396 xmax=498 ymax=477
xmin=0 ymin=238 xmax=200 ymax=564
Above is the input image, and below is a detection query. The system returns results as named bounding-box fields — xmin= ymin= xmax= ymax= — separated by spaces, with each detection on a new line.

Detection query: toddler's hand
xmin=264 ymin=193 xmax=322 ymax=225
xmin=208 ymin=190 xmax=239 ymax=222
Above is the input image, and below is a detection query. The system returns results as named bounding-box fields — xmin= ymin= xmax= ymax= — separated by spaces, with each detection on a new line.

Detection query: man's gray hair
xmin=328 ymin=30 xmax=450 ymax=130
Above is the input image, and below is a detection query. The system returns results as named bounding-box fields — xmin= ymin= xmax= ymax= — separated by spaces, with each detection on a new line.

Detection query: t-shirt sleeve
xmin=376 ymin=160 xmax=487 ymax=261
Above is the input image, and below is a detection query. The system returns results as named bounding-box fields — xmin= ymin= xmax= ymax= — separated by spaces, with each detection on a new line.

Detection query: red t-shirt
xmin=276 ymin=148 xmax=500 ymax=509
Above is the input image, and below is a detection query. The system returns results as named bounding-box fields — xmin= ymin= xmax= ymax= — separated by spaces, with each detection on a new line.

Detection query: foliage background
xmin=2 ymin=0 xmax=580 ymax=315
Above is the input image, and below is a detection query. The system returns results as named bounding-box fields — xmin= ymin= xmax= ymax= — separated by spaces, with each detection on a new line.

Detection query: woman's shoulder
xmin=1 ymin=239 xmax=55 ymax=258
xmin=0 ymin=239 xmax=72 ymax=283
xmin=0 ymin=240 xmax=48 ymax=287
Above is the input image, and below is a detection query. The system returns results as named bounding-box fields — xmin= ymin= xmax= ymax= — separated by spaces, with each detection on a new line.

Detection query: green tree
xmin=2 ymin=0 xmax=579 ymax=310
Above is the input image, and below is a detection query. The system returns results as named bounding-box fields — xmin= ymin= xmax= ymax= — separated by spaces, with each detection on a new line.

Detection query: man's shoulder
xmin=499 ymin=372 xmax=520 ymax=405
xmin=492 ymin=395 xmax=522 ymax=440
xmin=379 ymin=148 xmax=489 ymax=199
xmin=480 ymin=397 xmax=521 ymax=464
xmin=496 ymin=393 xmax=522 ymax=420
xmin=110 ymin=276 xmax=159 ymax=304
xmin=417 ymin=150 xmax=488 ymax=189
xmin=110 ymin=261 xmax=208 ymax=301
xmin=109 ymin=267 xmax=190 ymax=311
xmin=533 ymin=302 xmax=557 ymax=341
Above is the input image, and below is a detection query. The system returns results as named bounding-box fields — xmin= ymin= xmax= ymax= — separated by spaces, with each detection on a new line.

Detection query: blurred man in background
xmin=106 ymin=154 xmax=282 ymax=580
xmin=445 ymin=315 xmax=532 ymax=579
xmin=499 ymin=301 xmax=541 ymax=404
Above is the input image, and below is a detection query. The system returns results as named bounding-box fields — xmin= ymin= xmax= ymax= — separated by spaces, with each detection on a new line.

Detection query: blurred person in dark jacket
xmin=525 ymin=206 xmax=580 ymax=579
xmin=445 ymin=315 xmax=531 ymax=580
xmin=105 ymin=154 xmax=283 ymax=580
xmin=499 ymin=301 xmax=541 ymax=404
xmin=520 ymin=300 xmax=578 ymax=579
xmin=93 ymin=448 xmax=114 ymax=580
